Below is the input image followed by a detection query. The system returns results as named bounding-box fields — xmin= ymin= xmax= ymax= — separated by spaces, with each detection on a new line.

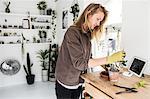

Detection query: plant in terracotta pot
xmin=100 ymin=64 xmax=110 ymax=80
xmin=37 ymin=1 xmax=47 ymax=15
xmin=100 ymin=61 xmax=127 ymax=81
xmin=108 ymin=64 xmax=120 ymax=82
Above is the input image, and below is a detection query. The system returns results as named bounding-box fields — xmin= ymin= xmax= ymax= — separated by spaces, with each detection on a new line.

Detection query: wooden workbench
xmin=81 ymin=72 xmax=150 ymax=99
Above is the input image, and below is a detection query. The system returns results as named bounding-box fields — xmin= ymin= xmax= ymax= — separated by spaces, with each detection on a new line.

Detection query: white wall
xmin=122 ymin=0 xmax=150 ymax=74
xmin=55 ymin=0 xmax=85 ymax=46
xmin=0 ymin=0 xmax=56 ymax=14
xmin=55 ymin=0 xmax=122 ymax=46
xmin=105 ymin=0 xmax=122 ymax=25
xmin=0 ymin=0 xmax=56 ymax=87
xmin=147 ymin=0 xmax=150 ymax=74
xmin=0 ymin=45 xmax=24 ymax=87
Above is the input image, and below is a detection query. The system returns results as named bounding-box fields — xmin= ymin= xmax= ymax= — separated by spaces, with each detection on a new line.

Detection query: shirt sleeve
xmin=65 ymin=27 xmax=89 ymax=71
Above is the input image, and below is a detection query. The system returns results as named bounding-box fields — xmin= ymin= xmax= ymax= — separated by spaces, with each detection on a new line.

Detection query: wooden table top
xmin=81 ymin=72 xmax=150 ymax=99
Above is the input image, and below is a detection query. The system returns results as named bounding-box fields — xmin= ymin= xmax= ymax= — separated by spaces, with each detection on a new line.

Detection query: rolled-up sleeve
xmin=65 ymin=28 xmax=89 ymax=71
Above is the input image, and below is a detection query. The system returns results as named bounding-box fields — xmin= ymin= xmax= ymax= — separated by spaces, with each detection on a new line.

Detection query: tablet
xmin=128 ymin=56 xmax=147 ymax=77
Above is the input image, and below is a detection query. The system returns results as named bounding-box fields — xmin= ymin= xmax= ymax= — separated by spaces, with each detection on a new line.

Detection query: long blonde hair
xmin=74 ymin=3 xmax=108 ymax=40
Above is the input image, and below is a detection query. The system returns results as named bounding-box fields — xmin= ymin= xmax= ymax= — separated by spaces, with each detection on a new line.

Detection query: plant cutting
xmin=134 ymin=80 xmax=148 ymax=88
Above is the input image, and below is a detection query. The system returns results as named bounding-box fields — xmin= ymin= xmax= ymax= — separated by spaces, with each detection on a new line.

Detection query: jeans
xmin=55 ymin=81 xmax=82 ymax=99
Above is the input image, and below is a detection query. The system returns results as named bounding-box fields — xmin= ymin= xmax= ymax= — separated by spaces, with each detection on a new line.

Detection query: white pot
xmin=42 ymin=69 xmax=48 ymax=82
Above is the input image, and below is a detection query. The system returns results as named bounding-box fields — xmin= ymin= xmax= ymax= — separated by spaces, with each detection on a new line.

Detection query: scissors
xmin=113 ymin=84 xmax=138 ymax=94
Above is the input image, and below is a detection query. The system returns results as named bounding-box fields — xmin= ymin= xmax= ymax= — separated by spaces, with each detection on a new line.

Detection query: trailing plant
xmin=51 ymin=10 xmax=57 ymax=39
xmin=23 ymin=53 xmax=33 ymax=76
xmin=37 ymin=49 xmax=49 ymax=70
xmin=50 ymin=44 xmax=58 ymax=73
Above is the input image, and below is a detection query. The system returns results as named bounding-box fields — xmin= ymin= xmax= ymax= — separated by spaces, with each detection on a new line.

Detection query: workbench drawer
xmin=85 ymin=82 xmax=112 ymax=99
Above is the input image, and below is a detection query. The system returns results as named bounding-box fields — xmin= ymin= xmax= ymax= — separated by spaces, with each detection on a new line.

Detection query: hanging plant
xmin=51 ymin=10 xmax=57 ymax=39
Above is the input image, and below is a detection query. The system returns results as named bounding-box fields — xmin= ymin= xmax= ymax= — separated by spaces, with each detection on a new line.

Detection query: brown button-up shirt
xmin=55 ymin=26 xmax=91 ymax=86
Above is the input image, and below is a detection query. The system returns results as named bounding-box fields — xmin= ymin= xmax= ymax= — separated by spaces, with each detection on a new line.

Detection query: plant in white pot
xmin=37 ymin=1 xmax=47 ymax=15
xmin=37 ymin=49 xmax=49 ymax=81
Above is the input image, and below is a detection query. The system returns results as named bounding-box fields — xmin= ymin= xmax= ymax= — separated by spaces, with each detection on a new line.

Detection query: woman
xmin=55 ymin=3 xmax=125 ymax=99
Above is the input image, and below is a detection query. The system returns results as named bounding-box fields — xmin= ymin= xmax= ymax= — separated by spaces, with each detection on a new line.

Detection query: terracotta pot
xmin=100 ymin=71 xmax=109 ymax=80
xmin=109 ymin=71 xmax=120 ymax=82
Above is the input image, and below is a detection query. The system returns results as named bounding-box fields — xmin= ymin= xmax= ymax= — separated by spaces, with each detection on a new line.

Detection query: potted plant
xmin=23 ymin=53 xmax=35 ymax=85
xmin=37 ymin=49 xmax=49 ymax=81
xmin=100 ymin=61 xmax=127 ymax=81
xmin=37 ymin=1 xmax=47 ymax=15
